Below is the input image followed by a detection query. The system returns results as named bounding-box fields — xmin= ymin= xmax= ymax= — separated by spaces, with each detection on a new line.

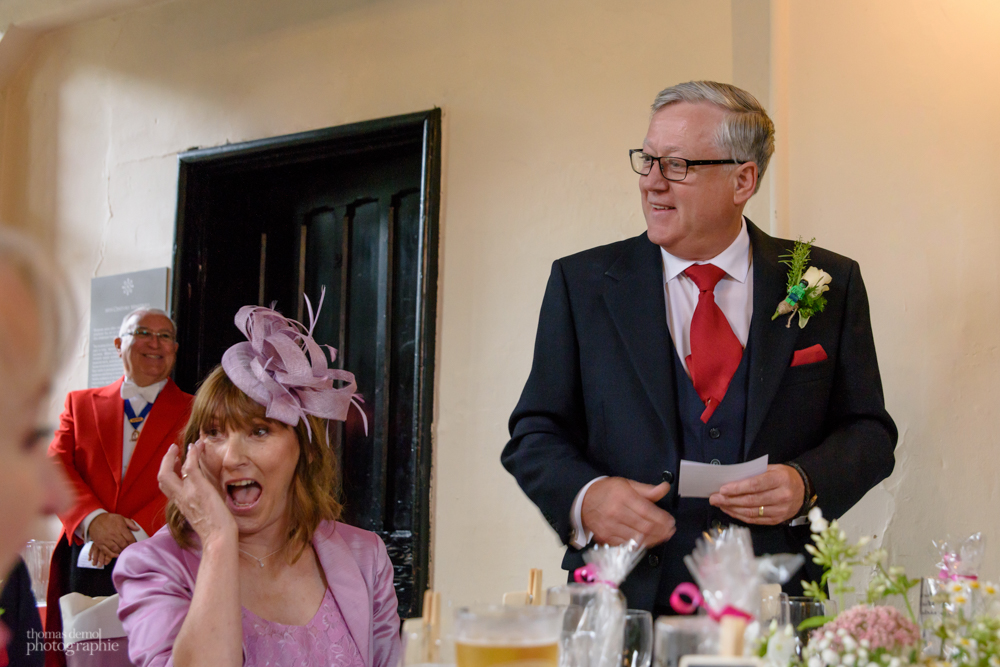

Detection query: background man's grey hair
xmin=0 ymin=227 xmax=75 ymax=385
xmin=119 ymin=307 xmax=176 ymax=338
xmin=651 ymin=81 xmax=775 ymax=193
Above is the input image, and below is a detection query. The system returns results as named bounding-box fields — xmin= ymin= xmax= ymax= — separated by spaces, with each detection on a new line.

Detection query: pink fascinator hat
xmin=221 ymin=291 xmax=365 ymax=439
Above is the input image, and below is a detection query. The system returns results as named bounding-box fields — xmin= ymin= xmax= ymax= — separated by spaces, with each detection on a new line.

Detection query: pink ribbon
xmin=669 ymin=582 xmax=754 ymax=622
xmin=938 ymin=554 xmax=978 ymax=582
xmin=573 ymin=564 xmax=618 ymax=588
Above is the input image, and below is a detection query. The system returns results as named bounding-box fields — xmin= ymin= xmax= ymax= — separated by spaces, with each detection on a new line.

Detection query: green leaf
xmin=797 ymin=615 xmax=835 ymax=631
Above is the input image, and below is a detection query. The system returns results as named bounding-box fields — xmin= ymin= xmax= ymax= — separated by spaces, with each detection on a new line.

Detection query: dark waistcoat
xmin=654 ymin=337 xmax=751 ymax=605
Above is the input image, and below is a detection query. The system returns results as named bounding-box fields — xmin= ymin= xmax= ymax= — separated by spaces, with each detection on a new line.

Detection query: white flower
xmin=822 ymin=648 xmax=840 ymax=665
xmin=744 ymin=621 xmax=760 ymax=647
xmin=765 ymin=624 xmax=797 ymax=667
xmin=857 ymin=536 xmax=871 ymax=547
xmin=888 ymin=658 xmax=901 ymax=667
xmin=842 ymin=654 xmax=856 ymax=666
xmin=809 ymin=656 xmax=823 ymax=667
xmin=859 ymin=640 xmax=870 ymax=649
xmin=802 ymin=266 xmax=833 ymax=293
xmin=843 ymin=636 xmax=858 ymax=652
xmin=809 ymin=507 xmax=829 ymax=533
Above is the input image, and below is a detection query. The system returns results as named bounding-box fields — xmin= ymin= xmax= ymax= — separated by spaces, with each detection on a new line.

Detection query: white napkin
xmin=76 ymin=526 xmax=149 ymax=569
xmin=59 ymin=593 xmax=126 ymax=644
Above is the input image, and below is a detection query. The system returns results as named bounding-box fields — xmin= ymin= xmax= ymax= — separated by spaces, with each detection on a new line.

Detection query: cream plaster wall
xmin=780 ymin=1 xmax=1000 ymax=582
xmin=0 ymin=0 xmax=740 ymax=608
xmin=12 ymin=0 xmax=994 ymax=612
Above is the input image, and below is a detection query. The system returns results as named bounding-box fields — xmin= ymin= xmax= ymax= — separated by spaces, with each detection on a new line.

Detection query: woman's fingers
xmin=157 ymin=443 xmax=183 ymax=498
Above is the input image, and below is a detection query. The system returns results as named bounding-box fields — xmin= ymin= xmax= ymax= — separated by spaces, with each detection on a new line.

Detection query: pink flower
xmin=813 ymin=605 xmax=920 ymax=654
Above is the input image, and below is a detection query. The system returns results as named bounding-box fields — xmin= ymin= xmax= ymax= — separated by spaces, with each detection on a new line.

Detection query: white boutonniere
xmin=772 ymin=238 xmax=831 ymax=329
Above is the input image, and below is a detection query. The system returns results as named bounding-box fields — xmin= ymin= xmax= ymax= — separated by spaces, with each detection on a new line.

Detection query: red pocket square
xmin=791 ymin=344 xmax=828 ymax=367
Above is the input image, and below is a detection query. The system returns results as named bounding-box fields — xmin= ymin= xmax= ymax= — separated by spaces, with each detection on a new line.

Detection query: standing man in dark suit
xmin=46 ymin=308 xmax=193 ymax=647
xmin=501 ymin=81 xmax=896 ymax=613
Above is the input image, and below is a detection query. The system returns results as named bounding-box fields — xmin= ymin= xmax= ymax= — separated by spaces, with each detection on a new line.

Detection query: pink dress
xmin=241 ymin=589 xmax=365 ymax=667
xmin=114 ymin=521 xmax=401 ymax=667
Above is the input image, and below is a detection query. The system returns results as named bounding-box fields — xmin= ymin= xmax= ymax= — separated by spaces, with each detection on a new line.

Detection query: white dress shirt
xmin=77 ymin=377 xmax=167 ymax=541
xmin=569 ymin=219 xmax=754 ymax=548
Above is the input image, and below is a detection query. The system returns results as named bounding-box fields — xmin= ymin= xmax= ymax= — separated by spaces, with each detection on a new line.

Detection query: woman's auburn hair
xmin=165 ymin=365 xmax=343 ymax=561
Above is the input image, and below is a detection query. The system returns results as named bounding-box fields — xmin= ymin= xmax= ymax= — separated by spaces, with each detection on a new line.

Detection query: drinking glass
xmin=454 ymin=605 xmax=564 ymax=667
xmin=21 ymin=540 xmax=56 ymax=604
xmin=623 ymin=610 xmax=652 ymax=667
xmin=780 ymin=595 xmax=837 ymax=656
xmin=401 ymin=616 xmax=456 ymax=667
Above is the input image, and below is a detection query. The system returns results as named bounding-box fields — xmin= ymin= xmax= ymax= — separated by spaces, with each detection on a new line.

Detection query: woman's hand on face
xmin=158 ymin=441 xmax=237 ymax=547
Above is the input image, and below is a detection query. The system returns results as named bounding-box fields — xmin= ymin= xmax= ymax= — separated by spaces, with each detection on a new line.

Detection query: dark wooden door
xmin=171 ymin=111 xmax=440 ymax=618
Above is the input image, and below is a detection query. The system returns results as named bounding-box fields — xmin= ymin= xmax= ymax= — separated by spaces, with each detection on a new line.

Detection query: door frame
xmin=171 ymin=109 xmax=441 ymax=617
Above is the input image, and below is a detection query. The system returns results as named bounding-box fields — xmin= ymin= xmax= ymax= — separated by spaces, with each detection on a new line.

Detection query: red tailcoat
xmin=45 ymin=377 xmax=193 ymax=665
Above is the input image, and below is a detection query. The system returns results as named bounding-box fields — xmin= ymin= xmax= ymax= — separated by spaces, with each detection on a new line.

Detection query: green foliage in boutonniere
xmin=771 ymin=238 xmax=831 ymax=329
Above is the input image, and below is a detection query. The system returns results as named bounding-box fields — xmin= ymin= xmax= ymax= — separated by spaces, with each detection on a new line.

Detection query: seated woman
xmin=114 ymin=304 xmax=400 ymax=667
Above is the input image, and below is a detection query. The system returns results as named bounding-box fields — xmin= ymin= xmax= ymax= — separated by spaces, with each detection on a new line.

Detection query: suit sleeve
xmin=114 ymin=540 xmax=192 ymax=667
xmin=48 ymin=393 xmax=105 ymax=540
xmin=501 ymin=261 xmax=606 ymax=544
xmin=370 ymin=536 xmax=401 ymax=667
xmin=792 ymin=261 xmax=897 ymax=518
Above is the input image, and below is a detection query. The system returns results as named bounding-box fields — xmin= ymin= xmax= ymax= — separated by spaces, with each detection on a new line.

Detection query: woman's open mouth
xmin=226 ymin=479 xmax=262 ymax=510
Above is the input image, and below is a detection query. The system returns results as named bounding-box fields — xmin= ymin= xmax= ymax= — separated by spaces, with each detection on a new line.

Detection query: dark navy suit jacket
xmin=501 ymin=221 xmax=897 ymax=611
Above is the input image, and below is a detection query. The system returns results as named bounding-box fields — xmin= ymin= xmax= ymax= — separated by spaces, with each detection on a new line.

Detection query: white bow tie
xmin=121 ymin=379 xmax=164 ymax=405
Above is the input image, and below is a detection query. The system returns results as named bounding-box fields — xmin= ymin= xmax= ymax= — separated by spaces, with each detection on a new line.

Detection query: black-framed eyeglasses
xmin=125 ymin=327 xmax=176 ymax=344
xmin=629 ymin=149 xmax=746 ymax=181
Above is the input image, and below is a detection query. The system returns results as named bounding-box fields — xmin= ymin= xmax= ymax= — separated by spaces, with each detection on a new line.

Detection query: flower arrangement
xmin=750 ymin=510 xmax=1000 ymax=667
xmin=802 ymin=605 xmax=920 ymax=667
xmin=927 ymin=576 xmax=1000 ymax=667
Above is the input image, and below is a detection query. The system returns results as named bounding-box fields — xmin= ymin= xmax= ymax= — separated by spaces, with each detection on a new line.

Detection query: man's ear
xmin=114 ymin=338 xmax=123 ymax=356
xmin=733 ymin=161 xmax=759 ymax=206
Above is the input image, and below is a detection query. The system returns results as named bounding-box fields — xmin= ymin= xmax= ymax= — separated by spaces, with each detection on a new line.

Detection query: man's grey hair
xmin=0 ymin=227 xmax=75 ymax=386
xmin=651 ymin=81 xmax=775 ymax=193
xmin=119 ymin=308 xmax=176 ymax=338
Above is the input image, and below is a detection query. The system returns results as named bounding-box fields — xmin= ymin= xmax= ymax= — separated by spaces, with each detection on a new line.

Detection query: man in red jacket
xmin=46 ymin=308 xmax=193 ymax=636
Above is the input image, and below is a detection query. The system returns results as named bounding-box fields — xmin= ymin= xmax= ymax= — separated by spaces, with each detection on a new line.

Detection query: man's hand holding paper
xmin=709 ymin=464 xmax=805 ymax=525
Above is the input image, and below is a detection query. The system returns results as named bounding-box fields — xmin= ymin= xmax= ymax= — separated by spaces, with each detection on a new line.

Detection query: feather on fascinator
xmin=220 ymin=290 xmax=366 ymax=439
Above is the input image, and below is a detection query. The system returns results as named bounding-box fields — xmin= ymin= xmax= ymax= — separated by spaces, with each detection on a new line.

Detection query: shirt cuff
xmin=569 ymin=476 xmax=606 ymax=549
xmin=79 ymin=509 xmax=108 ymax=541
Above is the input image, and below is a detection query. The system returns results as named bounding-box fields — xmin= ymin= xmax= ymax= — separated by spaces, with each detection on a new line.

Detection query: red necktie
xmin=684 ymin=264 xmax=743 ymax=423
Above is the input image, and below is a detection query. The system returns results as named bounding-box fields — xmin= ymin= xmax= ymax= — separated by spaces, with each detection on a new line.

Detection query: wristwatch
xmin=785 ymin=461 xmax=817 ymax=526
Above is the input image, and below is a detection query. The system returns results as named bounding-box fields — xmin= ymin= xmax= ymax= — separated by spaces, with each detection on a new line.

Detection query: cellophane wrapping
xmin=561 ymin=541 xmax=645 ymax=667
xmin=683 ymin=526 xmax=761 ymax=619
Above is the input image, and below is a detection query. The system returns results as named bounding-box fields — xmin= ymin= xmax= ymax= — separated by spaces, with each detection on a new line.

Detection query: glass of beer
xmin=454 ymin=605 xmax=563 ymax=667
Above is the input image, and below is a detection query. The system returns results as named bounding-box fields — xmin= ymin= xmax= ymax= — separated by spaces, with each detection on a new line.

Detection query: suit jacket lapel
xmin=603 ymin=234 xmax=681 ymax=459
xmin=92 ymin=378 xmax=125 ymax=488
xmin=314 ymin=523 xmax=372 ymax=667
xmin=745 ymin=221 xmax=801 ymax=456
xmin=121 ymin=379 xmax=185 ymax=494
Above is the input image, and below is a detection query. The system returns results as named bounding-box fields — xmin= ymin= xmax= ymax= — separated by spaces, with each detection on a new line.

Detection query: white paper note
xmin=677 ymin=455 xmax=769 ymax=498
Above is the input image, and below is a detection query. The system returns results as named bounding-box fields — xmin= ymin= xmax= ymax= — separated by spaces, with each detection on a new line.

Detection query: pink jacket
xmin=114 ymin=521 xmax=401 ymax=667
